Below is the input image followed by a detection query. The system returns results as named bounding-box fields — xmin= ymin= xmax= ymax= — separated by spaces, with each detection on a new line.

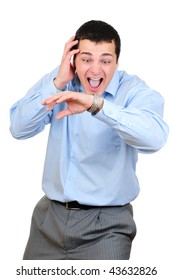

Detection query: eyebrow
xmin=80 ymin=52 xmax=113 ymax=57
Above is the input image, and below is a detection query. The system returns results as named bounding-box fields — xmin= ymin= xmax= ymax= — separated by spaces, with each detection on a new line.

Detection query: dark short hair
xmin=74 ymin=20 xmax=121 ymax=59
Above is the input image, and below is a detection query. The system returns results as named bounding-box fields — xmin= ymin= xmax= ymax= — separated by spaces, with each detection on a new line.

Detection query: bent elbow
xmin=139 ymin=127 xmax=169 ymax=153
xmin=10 ymin=125 xmax=27 ymax=140
xmin=152 ymin=133 xmax=168 ymax=152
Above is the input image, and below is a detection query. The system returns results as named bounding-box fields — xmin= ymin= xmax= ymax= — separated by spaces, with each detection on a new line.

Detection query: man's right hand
xmin=53 ymin=36 xmax=79 ymax=90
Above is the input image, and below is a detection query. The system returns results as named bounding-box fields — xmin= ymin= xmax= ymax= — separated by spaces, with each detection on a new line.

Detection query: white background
xmin=1 ymin=0 xmax=172 ymax=278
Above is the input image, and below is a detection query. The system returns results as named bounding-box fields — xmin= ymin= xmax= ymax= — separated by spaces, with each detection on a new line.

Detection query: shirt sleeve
xmin=94 ymin=89 xmax=169 ymax=152
xmin=10 ymin=67 xmax=60 ymax=139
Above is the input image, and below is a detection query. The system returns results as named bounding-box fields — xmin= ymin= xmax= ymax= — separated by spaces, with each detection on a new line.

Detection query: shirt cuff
xmin=93 ymin=99 xmax=120 ymax=127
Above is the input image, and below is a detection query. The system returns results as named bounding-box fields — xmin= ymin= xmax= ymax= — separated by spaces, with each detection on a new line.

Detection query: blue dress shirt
xmin=10 ymin=67 xmax=169 ymax=205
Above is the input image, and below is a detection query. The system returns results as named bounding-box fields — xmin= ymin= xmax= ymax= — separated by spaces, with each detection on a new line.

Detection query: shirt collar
xmin=105 ymin=70 xmax=120 ymax=97
xmin=72 ymin=70 xmax=120 ymax=97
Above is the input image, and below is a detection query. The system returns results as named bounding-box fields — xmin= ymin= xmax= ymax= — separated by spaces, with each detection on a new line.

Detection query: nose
xmin=90 ymin=61 xmax=101 ymax=75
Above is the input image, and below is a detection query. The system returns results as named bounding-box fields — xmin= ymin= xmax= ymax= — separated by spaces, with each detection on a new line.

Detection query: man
xmin=10 ymin=20 xmax=168 ymax=260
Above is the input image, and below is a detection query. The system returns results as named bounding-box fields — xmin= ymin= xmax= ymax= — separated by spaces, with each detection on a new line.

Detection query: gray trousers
xmin=23 ymin=196 xmax=136 ymax=260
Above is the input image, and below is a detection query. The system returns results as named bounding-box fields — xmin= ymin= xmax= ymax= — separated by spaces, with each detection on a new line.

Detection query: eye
xmin=82 ymin=58 xmax=91 ymax=63
xmin=102 ymin=60 xmax=111 ymax=64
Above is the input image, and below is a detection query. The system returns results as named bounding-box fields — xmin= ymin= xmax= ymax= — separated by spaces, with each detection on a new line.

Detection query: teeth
xmin=89 ymin=78 xmax=101 ymax=88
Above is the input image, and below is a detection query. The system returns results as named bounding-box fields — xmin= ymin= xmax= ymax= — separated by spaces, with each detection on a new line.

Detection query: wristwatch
xmin=87 ymin=94 xmax=102 ymax=116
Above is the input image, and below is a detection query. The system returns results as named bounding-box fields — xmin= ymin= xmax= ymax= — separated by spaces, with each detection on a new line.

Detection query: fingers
xmin=42 ymin=94 xmax=61 ymax=111
xmin=42 ymin=94 xmax=60 ymax=105
xmin=42 ymin=92 xmax=71 ymax=105
xmin=64 ymin=36 xmax=78 ymax=51
xmin=42 ymin=92 xmax=74 ymax=111
xmin=56 ymin=108 xmax=71 ymax=120
xmin=63 ymin=36 xmax=79 ymax=59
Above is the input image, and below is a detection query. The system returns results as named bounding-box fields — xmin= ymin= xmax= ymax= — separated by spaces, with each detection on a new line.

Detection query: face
xmin=74 ymin=39 xmax=119 ymax=95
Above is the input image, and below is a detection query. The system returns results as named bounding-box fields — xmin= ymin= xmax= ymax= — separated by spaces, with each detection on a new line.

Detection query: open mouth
xmin=87 ymin=78 xmax=103 ymax=90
